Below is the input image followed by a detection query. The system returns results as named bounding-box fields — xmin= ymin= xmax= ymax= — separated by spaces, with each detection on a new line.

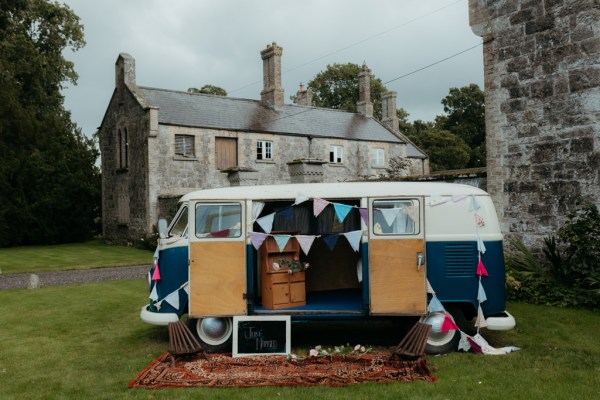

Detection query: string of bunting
xmin=425 ymin=194 xmax=519 ymax=355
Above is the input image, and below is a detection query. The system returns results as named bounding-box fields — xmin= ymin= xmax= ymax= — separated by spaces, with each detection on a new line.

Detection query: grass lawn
xmin=0 ymin=240 xmax=153 ymax=274
xmin=0 ymin=279 xmax=598 ymax=399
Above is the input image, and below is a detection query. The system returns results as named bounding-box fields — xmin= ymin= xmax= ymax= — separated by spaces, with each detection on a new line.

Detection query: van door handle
xmin=417 ymin=252 xmax=424 ymax=271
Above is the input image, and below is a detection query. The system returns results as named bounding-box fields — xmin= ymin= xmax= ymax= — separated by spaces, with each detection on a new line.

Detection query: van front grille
xmin=444 ymin=243 xmax=477 ymax=278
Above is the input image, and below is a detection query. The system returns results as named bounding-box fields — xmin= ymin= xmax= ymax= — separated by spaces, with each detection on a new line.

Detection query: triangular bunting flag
xmin=429 ymin=194 xmax=450 ymax=206
xmin=155 ymin=300 xmax=162 ymax=311
xmin=149 ymin=284 xmax=158 ymax=301
xmin=183 ymin=282 xmax=190 ymax=295
xmin=322 ymin=234 xmax=339 ymax=251
xmin=273 ymin=235 xmax=292 ymax=252
xmin=278 ymin=206 xmax=293 ymax=221
xmin=294 ymin=193 xmax=309 ymax=205
xmin=296 ymin=235 xmax=317 ymax=255
xmin=476 ymin=258 xmax=489 ymax=277
xmin=379 ymin=208 xmax=400 ymax=227
xmin=342 ymin=230 xmax=362 ymax=252
xmin=440 ymin=314 xmax=459 ymax=332
xmin=256 ymin=212 xmax=275 ymax=233
xmin=466 ymin=335 xmax=483 ymax=353
xmin=249 ymin=232 xmax=269 ymax=250
xmin=428 ymin=294 xmax=445 ymax=313
xmin=470 ymin=194 xmax=480 ymax=211
xmin=313 ymin=198 xmax=330 ymax=217
xmin=153 ymin=247 xmax=160 ymax=261
xmin=458 ymin=331 xmax=472 ymax=352
xmin=251 ymin=201 xmax=265 ymax=221
xmin=333 ymin=203 xmax=353 ymax=223
xmin=164 ymin=291 xmax=180 ymax=310
xmin=477 ymin=234 xmax=487 ymax=254
xmin=477 ymin=281 xmax=488 ymax=303
xmin=426 ymin=279 xmax=435 ymax=294
xmin=405 ymin=205 xmax=419 ymax=222
xmin=475 ymin=305 xmax=488 ymax=329
xmin=152 ymin=264 xmax=161 ymax=281
xmin=359 ymin=208 xmax=368 ymax=225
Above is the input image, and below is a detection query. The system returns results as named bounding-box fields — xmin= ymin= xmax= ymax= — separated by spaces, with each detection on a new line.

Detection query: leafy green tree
xmin=188 ymin=84 xmax=227 ymax=96
xmin=405 ymin=120 xmax=470 ymax=171
xmin=0 ymin=0 xmax=100 ymax=246
xmin=304 ymin=63 xmax=388 ymax=119
xmin=435 ymin=84 xmax=486 ymax=167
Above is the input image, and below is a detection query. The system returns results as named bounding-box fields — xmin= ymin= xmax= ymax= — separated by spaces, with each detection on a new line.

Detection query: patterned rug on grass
xmin=129 ymin=352 xmax=436 ymax=389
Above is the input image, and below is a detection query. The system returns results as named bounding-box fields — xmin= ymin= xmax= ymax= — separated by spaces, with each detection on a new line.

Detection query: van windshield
xmin=169 ymin=206 xmax=188 ymax=237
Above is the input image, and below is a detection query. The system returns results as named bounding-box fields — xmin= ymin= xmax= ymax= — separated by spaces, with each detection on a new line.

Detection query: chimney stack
xmin=260 ymin=42 xmax=284 ymax=109
xmin=295 ymin=83 xmax=313 ymax=106
xmin=357 ymin=63 xmax=373 ymax=117
xmin=381 ymin=91 xmax=399 ymax=132
xmin=116 ymin=53 xmax=136 ymax=87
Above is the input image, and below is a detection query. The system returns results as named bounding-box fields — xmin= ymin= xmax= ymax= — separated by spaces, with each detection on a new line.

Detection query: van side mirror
xmin=158 ymin=218 xmax=169 ymax=239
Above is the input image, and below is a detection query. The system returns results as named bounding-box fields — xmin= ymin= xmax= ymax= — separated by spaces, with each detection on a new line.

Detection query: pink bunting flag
xmin=249 ymin=232 xmax=269 ymax=250
xmin=359 ymin=208 xmax=368 ymax=225
xmin=152 ymin=264 xmax=161 ymax=281
xmin=313 ymin=198 xmax=330 ymax=217
xmin=476 ymin=258 xmax=488 ymax=277
xmin=440 ymin=313 xmax=459 ymax=332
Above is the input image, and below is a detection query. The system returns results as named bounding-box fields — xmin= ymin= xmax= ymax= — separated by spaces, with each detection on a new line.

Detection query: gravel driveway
xmin=0 ymin=265 xmax=150 ymax=290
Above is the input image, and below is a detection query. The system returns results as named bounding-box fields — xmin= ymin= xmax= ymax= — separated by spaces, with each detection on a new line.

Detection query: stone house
xmin=98 ymin=43 xmax=428 ymax=241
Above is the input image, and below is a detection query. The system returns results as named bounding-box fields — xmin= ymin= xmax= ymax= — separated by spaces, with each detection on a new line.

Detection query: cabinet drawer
xmin=268 ymin=272 xmax=290 ymax=284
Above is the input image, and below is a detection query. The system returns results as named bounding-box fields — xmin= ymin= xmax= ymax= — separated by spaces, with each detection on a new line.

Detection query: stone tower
xmin=469 ymin=0 xmax=600 ymax=249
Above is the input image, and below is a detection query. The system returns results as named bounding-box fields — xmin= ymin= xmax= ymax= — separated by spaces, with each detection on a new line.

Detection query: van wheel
xmin=187 ymin=317 xmax=233 ymax=353
xmin=422 ymin=306 xmax=465 ymax=355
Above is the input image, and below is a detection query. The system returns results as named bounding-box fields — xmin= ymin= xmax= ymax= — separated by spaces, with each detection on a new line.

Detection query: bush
xmin=505 ymin=198 xmax=600 ymax=310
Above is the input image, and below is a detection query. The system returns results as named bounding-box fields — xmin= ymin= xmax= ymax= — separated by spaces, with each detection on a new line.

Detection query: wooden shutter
xmin=215 ymin=137 xmax=238 ymax=170
xmin=175 ymin=135 xmax=195 ymax=157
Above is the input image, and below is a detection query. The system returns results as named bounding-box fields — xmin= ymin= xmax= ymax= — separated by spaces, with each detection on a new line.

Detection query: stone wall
xmin=469 ymin=0 xmax=600 ymax=249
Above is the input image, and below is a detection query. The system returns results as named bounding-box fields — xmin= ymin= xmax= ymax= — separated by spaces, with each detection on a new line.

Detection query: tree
xmin=188 ymin=84 xmax=227 ymax=96
xmin=404 ymin=121 xmax=470 ymax=171
xmin=0 ymin=0 xmax=100 ymax=246
xmin=304 ymin=63 xmax=388 ymax=119
xmin=436 ymin=84 xmax=486 ymax=167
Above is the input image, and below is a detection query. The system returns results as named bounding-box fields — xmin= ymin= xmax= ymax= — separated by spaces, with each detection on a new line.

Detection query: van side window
xmin=169 ymin=206 xmax=188 ymax=237
xmin=195 ymin=203 xmax=242 ymax=238
xmin=372 ymin=199 xmax=419 ymax=235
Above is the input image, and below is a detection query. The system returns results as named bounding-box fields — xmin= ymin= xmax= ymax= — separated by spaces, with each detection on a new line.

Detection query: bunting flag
xmin=333 ymin=203 xmax=353 ymax=223
xmin=477 ymin=234 xmax=487 ymax=254
xmin=476 ymin=258 xmax=489 ymax=276
xmin=153 ymin=247 xmax=160 ymax=261
xmin=183 ymin=282 xmax=190 ymax=295
xmin=477 ymin=281 xmax=487 ymax=303
xmin=428 ymin=294 xmax=445 ymax=313
xmin=458 ymin=331 xmax=472 ymax=352
xmin=252 ymin=201 xmax=265 ymax=221
xmin=164 ymin=291 xmax=180 ymax=310
xmin=149 ymin=284 xmax=158 ymax=301
xmin=405 ymin=205 xmax=419 ymax=222
xmin=256 ymin=212 xmax=275 ymax=233
xmin=322 ymin=234 xmax=339 ymax=251
xmin=426 ymin=279 xmax=435 ymax=294
xmin=475 ymin=305 xmax=487 ymax=329
xmin=467 ymin=333 xmax=520 ymax=355
xmin=440 ymin=314 xmax=459 ymax=332
xmin=342 ymin=230 xmax=362 ymax=252
xmin=152 ymin=264 xmax=161 ymax=281
xmin=379 ymin=208 xmax=400 ymax=226
xmin=359 ymin=208 xmax=368 ymax=225
xmin=313 ymin=198 xmax=330 ymax=217
xmin=452 ymin=194 xmax=468 ymax=203
xmin=470 ymin=194 xmax=480 ymax=211
xmin=429 ymin=194 xmax=450 ymax=206
xmin=294 ymin=193 xmax=310 ymax=205
xmin=278 ymin=206 xmax=293 ymax=221
xmin=296 ymin=235 xmax=317 ymax=255
xmin=249 ymin=232 xmax=269 ymax=250
xmin=274 ymin=234 xmax=292 ymax=252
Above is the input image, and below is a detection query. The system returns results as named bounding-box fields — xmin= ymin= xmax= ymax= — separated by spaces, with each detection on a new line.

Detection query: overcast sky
xmin=60 ymin=0 xmax=483 ymax=137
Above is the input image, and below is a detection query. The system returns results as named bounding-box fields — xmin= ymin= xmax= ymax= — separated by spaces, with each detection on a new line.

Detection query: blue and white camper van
xmin=140 ymin=182 xmax=515 ymax=354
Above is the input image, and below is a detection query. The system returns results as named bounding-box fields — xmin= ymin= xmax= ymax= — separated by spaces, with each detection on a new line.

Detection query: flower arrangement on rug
xmin=273 ymin=255 xmax=309 ymax=274
xmin=287 ymin=343 xmax=373 ymax=362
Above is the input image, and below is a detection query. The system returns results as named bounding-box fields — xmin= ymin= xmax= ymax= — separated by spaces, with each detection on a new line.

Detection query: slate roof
xmin=137 ymin=86 xmax=427 ymax=157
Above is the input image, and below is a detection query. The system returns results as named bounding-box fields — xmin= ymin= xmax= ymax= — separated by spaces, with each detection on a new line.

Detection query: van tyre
xmin=422 ymin=306 xmax=466 ymax=355
xmin=187 ymin=317 xmax=233 ymax=353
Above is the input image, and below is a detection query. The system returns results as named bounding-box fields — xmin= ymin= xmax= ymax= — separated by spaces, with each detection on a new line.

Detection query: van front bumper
xmin=140 ymin=304 xmax=179 ymax=326
xmin=485 ymin=310 xmax=516 ymax=331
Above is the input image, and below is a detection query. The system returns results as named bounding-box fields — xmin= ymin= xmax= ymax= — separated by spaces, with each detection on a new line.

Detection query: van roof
xmin=179 ymin=181 xmax=488 ymax=202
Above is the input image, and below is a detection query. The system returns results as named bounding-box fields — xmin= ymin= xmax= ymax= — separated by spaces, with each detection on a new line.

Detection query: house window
xmin=329 ymin=145 xmax=343 ymax=164
xmin=175 ymin=134 xmax=195 ymax=158
xmin=215 ymin=137 xmax=238 ymax=170
xmin=372 ymin=148 xmax=385 ymax=167
xmin=257 ymin=140 xmax=273 ymax=160
xmin=117 ymin=128 xmax=129 ymax=169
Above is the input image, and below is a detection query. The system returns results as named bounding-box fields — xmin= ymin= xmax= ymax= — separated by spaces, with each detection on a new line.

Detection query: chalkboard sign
xmin=233 ymin=316 xmax=291 ymax=357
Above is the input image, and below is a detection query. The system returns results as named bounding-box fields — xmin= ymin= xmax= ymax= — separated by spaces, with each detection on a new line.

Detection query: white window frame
xmin=257 ymin=140 xmax=273 ymax=161
xmin=372 ymin=148 xmax=385 ymax=167
xmin=329 ymin=145 xmax=343 ymax=164
xmin=175 ymin=134 xmax=195 ymax=158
